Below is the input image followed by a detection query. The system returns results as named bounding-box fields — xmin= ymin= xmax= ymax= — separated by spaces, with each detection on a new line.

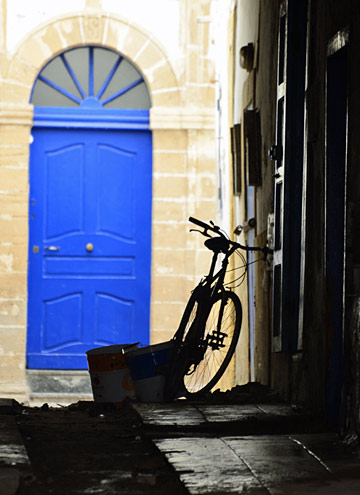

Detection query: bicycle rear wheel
xmin=164 ymin=290 xmax=199 ymax=401
xmin=183 ymin=290 xmax=242 ymax=397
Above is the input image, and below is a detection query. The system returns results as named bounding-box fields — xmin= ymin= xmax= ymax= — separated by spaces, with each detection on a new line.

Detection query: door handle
xmin=45 ymin=246 xmax=60 ymax=252
xmin=86 ymin=243 xmax=94 ymax=252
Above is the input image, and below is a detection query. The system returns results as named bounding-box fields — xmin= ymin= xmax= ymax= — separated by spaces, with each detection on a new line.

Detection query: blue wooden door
xmin=27 ymin=127 xmax=152 ymax=369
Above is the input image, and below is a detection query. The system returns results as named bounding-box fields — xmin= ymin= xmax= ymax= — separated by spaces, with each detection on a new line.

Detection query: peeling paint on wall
xmin=0 ymin=254 xmax=14 ymax=272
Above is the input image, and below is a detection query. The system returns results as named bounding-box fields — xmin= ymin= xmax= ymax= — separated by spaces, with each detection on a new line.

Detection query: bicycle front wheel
xmin=184 ymin=290 xmax=242 ymax=397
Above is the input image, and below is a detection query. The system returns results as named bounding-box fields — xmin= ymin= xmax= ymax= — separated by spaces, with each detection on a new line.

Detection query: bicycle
xmin=164 ymin=216 xmax=273 ymax=401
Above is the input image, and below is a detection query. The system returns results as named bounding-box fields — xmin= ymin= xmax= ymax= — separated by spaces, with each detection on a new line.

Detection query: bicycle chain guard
xmin=206 ymin=329 xmax=227 ymax=350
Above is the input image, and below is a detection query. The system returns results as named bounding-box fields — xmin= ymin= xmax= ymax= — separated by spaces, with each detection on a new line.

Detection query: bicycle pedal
xmin=207 ymin=330 xmax=227 ymax=349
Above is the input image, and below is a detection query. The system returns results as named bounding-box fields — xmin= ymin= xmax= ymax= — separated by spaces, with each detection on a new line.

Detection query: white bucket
xmin=126 ymin=341 xmax=174 ymax=402
xmin=86 ymin=343 xmax=138 ymax=404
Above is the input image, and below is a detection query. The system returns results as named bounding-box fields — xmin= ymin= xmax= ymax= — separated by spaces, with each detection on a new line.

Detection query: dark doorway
xmin=325 ymin=32 xmax=349 ymax=424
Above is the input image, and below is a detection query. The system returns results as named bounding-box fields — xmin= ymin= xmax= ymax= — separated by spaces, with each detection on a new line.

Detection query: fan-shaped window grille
xmin=31 ymin=46 xmax=151 ymax=109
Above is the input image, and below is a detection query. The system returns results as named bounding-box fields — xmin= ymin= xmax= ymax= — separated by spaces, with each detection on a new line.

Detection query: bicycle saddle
xmin=204 ymin=236 xmax=229 ymax=253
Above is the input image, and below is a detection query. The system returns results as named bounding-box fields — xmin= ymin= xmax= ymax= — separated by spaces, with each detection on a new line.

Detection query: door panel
xmin=95 ymin=293 xmax=134 ymax=344
xmin=46 ymin=145 xmax=84 ymax=238
xmin=27 ymin=127 xmax=152 ymax=369
xmin=98 ymin=145 xmax=135 ymax=239
xmin=44 ymin=294 xmax=82 ymax=350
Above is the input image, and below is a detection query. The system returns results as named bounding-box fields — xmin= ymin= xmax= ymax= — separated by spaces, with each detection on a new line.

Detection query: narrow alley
xmin=1 ymin=0 xmax=360 ymax=493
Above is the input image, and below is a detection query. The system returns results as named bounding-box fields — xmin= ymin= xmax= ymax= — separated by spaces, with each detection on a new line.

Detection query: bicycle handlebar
xmin=188 ymin=216 xmax=273 ymax=260
xmin=188 ymin=216 xmax=210 ymax=230
xmin=188 ymin=216 xmax=220 ymax=235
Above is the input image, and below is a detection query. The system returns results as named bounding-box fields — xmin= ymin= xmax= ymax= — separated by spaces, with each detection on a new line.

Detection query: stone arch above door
xmin=4 ymin=13 xmax=181 ymax=116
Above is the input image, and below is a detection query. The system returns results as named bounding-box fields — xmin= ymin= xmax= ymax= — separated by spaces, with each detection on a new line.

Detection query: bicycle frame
xmin=177 ymin=218 xmax=272 ymax=366
xmin=180 ymin=241 xmax=237 ymax=369
xmin=206 ymin=243 xmax=239 ymax=293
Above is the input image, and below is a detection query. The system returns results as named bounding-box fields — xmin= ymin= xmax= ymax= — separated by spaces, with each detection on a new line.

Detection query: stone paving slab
xmin=155 ymin=436 xmax=267 ymax=494
xmin=134 ymin=402 xmax=299 ymax=426
xmin=0 ymin=414 xmax=33 ymax=495
xmin=198 ymin=404 xmax=297 ymax=423
xmin=155 ymin=434 xmax=360 ymax=494
xmin=134 ymin=402 xmax=205 ymax=426
xmin=134 ymin=402 xmax=330 ymax=435
xmin=289 ymin=433 xmax=360 ymax=478
xmin=0 ymin=399 xmax=21 ymax=415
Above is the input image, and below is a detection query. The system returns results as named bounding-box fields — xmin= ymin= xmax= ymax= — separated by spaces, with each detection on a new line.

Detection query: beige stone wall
xmin=0 ymin=0 xmax=217 ymax=400
xmin=0 ymin=107 xmax=32 ymax=400
xmin=151 ymin=128 xmax=216 ymax=345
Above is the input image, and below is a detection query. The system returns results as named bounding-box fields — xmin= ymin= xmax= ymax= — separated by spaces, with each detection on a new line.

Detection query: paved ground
xmin=1 ymin=384 xmax=360 ymax=494
xmin=139 ymin=402 xmax=360 ymax=494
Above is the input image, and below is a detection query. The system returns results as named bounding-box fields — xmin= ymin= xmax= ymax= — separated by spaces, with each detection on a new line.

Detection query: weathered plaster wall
xmin=230 ymin=0 xmax=271 ymax=387
xmin=253 ymin=0 xmax=281 ymax=392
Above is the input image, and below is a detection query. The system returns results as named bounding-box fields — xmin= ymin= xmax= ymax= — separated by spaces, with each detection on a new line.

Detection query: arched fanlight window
xmin=31 ymin=46 xmax=151 ymax=109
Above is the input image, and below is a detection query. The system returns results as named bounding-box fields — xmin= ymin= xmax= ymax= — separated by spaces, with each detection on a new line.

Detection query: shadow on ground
xmin=16 ymin=401 xmax=186 ymax=495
